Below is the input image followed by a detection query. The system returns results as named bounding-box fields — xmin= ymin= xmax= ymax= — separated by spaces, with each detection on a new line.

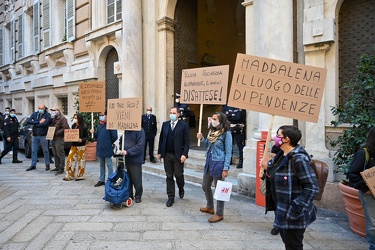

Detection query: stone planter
xmin=338 ymin=182 xmax=366 ymax=237
xmin=86 ymin=141 xmax=97 ymax=162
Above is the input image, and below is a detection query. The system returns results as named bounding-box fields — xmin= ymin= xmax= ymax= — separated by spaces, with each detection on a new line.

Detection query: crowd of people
xmin=3 ymin=99 xmax=374 ymax=250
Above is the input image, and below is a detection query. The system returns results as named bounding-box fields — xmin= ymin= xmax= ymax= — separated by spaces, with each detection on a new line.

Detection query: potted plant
xmin=330 ymin=50 xmax=375 ymax=237
xmin=73 ymin=97 xmax=99 ymax=162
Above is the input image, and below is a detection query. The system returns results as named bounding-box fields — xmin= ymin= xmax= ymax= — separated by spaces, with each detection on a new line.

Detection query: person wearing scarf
xmin=197 ymin=112 xmax=232 ymax=223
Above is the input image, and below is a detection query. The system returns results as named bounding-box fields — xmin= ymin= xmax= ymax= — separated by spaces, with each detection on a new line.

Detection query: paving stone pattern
xmin=0 ymin=154 xmax=369 ymax=249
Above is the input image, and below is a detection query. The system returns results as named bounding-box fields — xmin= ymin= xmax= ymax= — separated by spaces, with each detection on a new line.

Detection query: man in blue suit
xmin=141 ymin=106 xmax=157 ymax=163
xmin=158 ymin=107 xmax=190 ymax=207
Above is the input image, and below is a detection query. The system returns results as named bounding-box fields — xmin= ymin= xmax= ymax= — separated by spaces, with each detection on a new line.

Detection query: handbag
xmin=214 ymin=180 xmax=233 ymax=201
xmin=259 ymin=179 xmax=266 ymax=195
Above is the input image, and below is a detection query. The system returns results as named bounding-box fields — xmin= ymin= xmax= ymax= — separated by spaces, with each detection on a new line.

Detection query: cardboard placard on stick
xmin=46 ymin=127 xmax=56 ymax=140
xmin=360 ymin=168 xmax=375 ymax=198
xmin=107 ymin=97 xmax=142 ymax=131
xmin=79 ymin=82 xmax=106 ymax=112
xmin=64 ymin=129 xmax=80 ymax=142
xmin=180 ymin=65 xmax=229 ymax=105
xmin=227 ymin=54 xmax=327 ymax=123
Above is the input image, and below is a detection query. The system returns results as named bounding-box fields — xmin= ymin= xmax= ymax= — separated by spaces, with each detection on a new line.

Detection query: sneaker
xmin=94 ymin=181 xmax=105 ymax=187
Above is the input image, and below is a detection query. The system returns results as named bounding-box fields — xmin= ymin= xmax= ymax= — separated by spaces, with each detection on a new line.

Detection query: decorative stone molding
xmin=16 ymin=55 xmax=38 ymax=76
xmin=242 ymin=0 xmax=253 ymax=7
xmin=156 ymin=17 xmax=176 ymax=32
xmin=303 ymin=18 xmax=336 ymax=45
xmin=85 ymin=40 xmax=96 ymax=65
xmin=304 ymin=43 xmax=331 ymax=54
xmin=44 ymin=42 xmax=74 ymax=69
xmin=31 ymin=60 xmax=40 ymax=74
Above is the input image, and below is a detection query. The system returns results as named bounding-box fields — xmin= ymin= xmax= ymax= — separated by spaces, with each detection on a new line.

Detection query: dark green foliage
xmin=330 ymin=51 xmax=375 ymax=179
xmin=73 ymin=96 xmax=99 ymax=142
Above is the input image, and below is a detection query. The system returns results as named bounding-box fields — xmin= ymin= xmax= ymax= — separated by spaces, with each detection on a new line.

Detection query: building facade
xmin=0 ymin=0 xmax=374 ymax=211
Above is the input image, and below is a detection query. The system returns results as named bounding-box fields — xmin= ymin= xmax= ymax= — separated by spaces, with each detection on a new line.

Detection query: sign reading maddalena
xmin=107 ymin=97 xmax=142 ymax=131
xmin=180 ymin=65 xmax=229 ymax=105
xmin=227 ymin=54 xmax=327 ymax=123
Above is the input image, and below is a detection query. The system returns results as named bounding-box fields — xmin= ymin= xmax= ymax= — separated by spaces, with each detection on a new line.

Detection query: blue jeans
xmin=359 ymin=191 xmax=375 ymax=250
xmin=31 ymin=135 xmax=50 ymax=167
xmin=98 ymin=157 xmax=113 ymax=182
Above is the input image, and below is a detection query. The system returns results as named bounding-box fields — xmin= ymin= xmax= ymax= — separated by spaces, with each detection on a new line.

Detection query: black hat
xmin=10 ymin=109 xmax=16 ymax=112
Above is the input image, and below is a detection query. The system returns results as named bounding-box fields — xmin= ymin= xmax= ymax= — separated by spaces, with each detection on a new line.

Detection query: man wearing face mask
xmin=141 ymin=106 xmax=157 ymax=163
xmin=158 ymin=107 xmax=190 ymax=207
xmin=49 ymin=106 xmax=70 ymax=175
xmin=26 ymin=104 xmax=51 ymax=171
xmin=1 ymin=107 xmax=11 ymax=150
xmin=90 ymin=111 xmax=118 ymax=187
xmin=0 ymin=109 xmax=22 ymax=164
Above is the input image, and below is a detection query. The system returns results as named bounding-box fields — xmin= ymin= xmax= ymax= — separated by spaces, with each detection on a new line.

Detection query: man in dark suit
xmin=158 ymin=107 xmax=190 ymax=207
xmin=141 ymin=106 xmax=157 ymax=163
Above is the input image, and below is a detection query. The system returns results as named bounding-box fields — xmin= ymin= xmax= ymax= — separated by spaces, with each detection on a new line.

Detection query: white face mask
xmin=146 ymin=111 xmax=151 ymax=115
xmin=72 ymin=119 xmax=78 ymax=124
xmin=211 ymin=120 xmax=220 ymax=128
xmin=175 ymin=98 xmax=180 ymax=103
xmin=51 ymin=111 xmax=57 ymax=118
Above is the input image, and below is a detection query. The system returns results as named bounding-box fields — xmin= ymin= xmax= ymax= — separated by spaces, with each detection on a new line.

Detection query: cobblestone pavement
xmin=0 ymin=154 xmax=368 ymax=250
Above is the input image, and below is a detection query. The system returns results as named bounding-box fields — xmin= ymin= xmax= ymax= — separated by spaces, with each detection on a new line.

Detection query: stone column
xmin=239 ymin=0 xmax=294 ymax=197
xmin=156 ymin=16 xmax=176 ymax=121
xmin=121 ymin=0 xmax=143 ymax=98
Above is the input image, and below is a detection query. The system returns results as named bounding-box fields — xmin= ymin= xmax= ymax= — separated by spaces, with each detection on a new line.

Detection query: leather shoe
xmin=94 ymin=181 xmax=105 ymax=187
xmin=208 ymin=214 xmax=223 ymax=223
xmin=179 ymin=188 xmax=184 ymax=199
xmin=12 ymin=160 xmax=23 ymax=163
xmin=55 ymin=171 xmax=64 ymax=175
xmin=50 ymin=168 xmax=59 ymax=171
xmin=271 ymin=227 xmax=279 ymax=235
xmin=135 ymin=198 xmax=142 ymax=203
xmin=200 ymin=207 xmax=215 ymax=215
xmin=45 ymin=166 xmax=50 ymax=171
xmin=166 ymin=198 xmax=174 ymax=207
xmin=151 ymin=159 xmax=157 ymax=163
xmin=26 ymin=166 xmax=36 ymax=171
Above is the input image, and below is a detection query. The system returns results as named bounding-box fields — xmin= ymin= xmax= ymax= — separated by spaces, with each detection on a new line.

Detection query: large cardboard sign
xmin=64 ymin=129 xmax=80 ymax=142
xmin=227 ymin=54 xmax=327 ymax=123
xmin=180 ymin=65 xmax=229 ymax=105
xmin=79 ymin=82 xmax=106 ymax=112
xmin=361 ymin=168 xmax=375 ymax=198
xmin=107 ymin=97 xmax=142 ymax=131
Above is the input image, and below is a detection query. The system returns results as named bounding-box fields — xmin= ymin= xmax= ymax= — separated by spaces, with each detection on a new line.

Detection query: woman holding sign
xmin=349 ymin=128 xmax=375 ymax=249
xmin=197 ymin=112 xmax=232 ymax=223
xmin=63 ymin=113 xmax=88 ymax=181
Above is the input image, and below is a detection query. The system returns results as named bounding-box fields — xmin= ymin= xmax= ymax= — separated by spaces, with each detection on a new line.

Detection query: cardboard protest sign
xmin=64 ymin=129 xmax=80 ymax=142
xmin=79 ymin=82 xmax=106 ymax=112
xmin=227 ymin=54 xmax=327 ymax=123
xmin=180 ymin=65 xmax=229 ymax=105
xmin=361 ymin=168 xmax=375 ymax=198
xmin=107 ymin=97 xmax=142 ymax=131
xmin=46 ymin=127 xmax=56 ymax=140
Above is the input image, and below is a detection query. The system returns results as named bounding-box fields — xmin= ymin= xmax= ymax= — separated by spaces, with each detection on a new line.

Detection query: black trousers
xmin=144 ymin=137 xmax=155 ymax=161
xmin=0 ymin=137 xmax=19 ymax=161
xmin=125 ymin=163 xmax=143 ymax=200
xmin=279 ymin=228 xmax=306 ymax=250
xmin=164 ymin=152 xmax=184 ymax=198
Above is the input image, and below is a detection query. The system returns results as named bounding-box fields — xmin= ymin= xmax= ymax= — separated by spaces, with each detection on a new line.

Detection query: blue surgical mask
xmin=38 ymin=109 xmax=44 ymax=114
xmin=170 ymin=114 xmax=177 ymax=121
xmin=99 ymin=115 xmax=106 ymax=122
xmin=10 ymin=114 xmax=16 ymax=118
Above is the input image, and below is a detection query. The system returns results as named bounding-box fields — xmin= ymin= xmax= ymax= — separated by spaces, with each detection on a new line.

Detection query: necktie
xmin=171 ymin=122 xmax=175 ymax=131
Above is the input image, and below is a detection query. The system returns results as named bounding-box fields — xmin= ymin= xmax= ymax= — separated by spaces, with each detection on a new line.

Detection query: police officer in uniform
xmin=141 ymin=106 xmax=157 ymax=163
xmin=222 ymin=105 xmax=246 ymax=169
xmin=0 ymin=109 xmax=22 ymax=164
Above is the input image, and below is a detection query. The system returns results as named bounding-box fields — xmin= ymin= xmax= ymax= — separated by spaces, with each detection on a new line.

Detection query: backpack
xmin=292 ymin=156 xmax=329 ymax=201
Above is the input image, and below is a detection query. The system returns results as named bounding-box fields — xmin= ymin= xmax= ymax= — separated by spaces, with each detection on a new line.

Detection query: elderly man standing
xmin=26 ymin=104 xmax=51 ymax=171
xmin=49 ymin=106 xmax=70 ymax=175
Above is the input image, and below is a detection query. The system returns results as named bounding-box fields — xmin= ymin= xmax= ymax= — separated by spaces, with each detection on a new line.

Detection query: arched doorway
xmin=173 ymin=0 xmax=245 ymax=146
xmin=338 ymin=0 xmax=375 ymax=107
xmin=105 ymin=47 xmax=119 ymax=103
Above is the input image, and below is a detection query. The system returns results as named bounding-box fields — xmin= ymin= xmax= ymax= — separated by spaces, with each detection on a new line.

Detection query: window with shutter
xmin=18 ymin=13 xmax=24 ymax=59
xmin=0 ymin=28 xmax=3 ymax=66
xmin=66 ymin=0 xmax=75 ymax=41
xmin=42 ymin=0 xmax=51 ymax=49
xmin=33 ymin=1 xmax=40 ymax=53
xmin=10 ymin=20 xmax=15 ymax=63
